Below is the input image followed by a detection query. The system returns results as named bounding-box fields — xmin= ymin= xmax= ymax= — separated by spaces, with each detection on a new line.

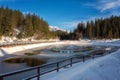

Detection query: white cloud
xmin=23 ymin=11 xmax=38 ymax=15
xmin=99 ymin=0 xmax=120 ymax=12
xmin=85 ymin=0 xmax=120 ymax=12
xmin=62 ymin=21 xmax=82 ymax=31
xmin=63 ymin=21 xmax=78 ymax=28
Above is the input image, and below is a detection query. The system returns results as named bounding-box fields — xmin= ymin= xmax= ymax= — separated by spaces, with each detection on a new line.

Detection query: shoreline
xmin=0 ymin=41 xmax=65 ymax=57
xmin=1 ymin=39 xmax=120 ymax=57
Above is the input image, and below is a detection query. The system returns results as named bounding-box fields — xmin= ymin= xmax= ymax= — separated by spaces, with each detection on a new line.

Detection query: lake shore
xmin=0 ymin=40 xmax=90 ymax=57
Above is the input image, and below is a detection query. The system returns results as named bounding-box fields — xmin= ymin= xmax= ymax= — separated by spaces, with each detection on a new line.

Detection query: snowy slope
xmin=0 ymin=40 xmax=89 ymax=57
xmin=34 ymin=49 xmax=120 ymax=80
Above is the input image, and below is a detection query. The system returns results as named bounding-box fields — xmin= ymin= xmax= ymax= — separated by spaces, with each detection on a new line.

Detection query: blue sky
xmin=0 ymin=0 xmax=120 ymax=31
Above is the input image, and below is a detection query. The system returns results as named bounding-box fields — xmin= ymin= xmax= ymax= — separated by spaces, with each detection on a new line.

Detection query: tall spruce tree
xmin=24 ymin=13 xmax=34 ymax=37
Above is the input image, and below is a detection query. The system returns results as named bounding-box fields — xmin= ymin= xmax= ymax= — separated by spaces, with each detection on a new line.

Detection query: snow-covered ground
xmin=0 ymin=39 xmax=120 ymax=80
xmin=32 ymin=39 xmax=120 ymax=80
xmin=36 ymin=49 xmax=120 ymax=80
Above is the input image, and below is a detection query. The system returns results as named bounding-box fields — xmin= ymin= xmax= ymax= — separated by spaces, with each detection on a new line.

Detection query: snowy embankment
xmin=36 ymin=49 xmax=120 ymax=80
xmin=0 ymin=39 xmax=119 ymax=57
xmin=0 ymin=41 xmax=65 ymax=57
xmin=0 ymin=40 xmax=89 ymax=57
xmin=90 ymin=39 xmax=120 ymax=46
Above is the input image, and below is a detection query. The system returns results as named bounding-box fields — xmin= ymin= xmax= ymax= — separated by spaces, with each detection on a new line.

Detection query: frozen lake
xmin=0 ymin=45 xmax=109 ymax=72
xmin=0 ymin=44 xmax=115 ymax=80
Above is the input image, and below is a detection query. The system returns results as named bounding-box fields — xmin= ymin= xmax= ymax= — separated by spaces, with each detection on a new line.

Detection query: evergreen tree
xmin=74 ymin=15 xmax=120 ymax=40
xmin=24 ymin=13 xmax=34 ymax=37
xmin=0 ymin=6 xmax=58 ymax=39
xmin=86 ymin=21 xmax=93 ymax=39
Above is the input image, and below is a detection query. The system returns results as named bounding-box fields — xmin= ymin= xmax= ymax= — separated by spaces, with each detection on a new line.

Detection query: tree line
xmin=1 ymin=6 xmax=119 ymax=40
xmin=69 ymin=15 xmax=120 ymax=40
xmin=0 ymin=6 xmax=57 ymax=40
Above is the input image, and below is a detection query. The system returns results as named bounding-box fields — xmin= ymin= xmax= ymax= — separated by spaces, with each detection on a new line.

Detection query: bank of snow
xmin=0 ymin=39 xmax=119 ymax=57
xmin=0 ymin=42 xmax=64 ymax=57
xmin=33 ymin=49 xmax=120 ymax=80
xmin=0 ymin=40 xmax=90 ymax=57
xmin=89 ymin=39 xmax=120 ymax=47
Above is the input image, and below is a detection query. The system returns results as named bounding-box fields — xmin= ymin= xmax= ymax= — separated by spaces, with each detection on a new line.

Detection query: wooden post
xmin=102 ymin=53 xmax=104 ymax=56
xmin=108 ymin=51 xmax=110 ymax=54
xmin=83 ymin=56 xmax=85 ymax=62
xmin=70 ymin=58 xmax=72 ymax=67
xmin=37 ymin=67 xmax=40 ymax=80
xmin=57 ymin=62 xmax=59 ymax=72
xmin=92 ymin=54 xmax=94 ymax=59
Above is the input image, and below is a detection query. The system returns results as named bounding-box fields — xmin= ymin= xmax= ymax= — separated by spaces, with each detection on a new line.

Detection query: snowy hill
xmin=49 ymin=25 xmax=67 ymax=32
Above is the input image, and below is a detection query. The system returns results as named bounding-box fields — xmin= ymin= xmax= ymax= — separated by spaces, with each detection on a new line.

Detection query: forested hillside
xmin=72 ymin=15 xmax=120 ymax=40
xmin=0 ymin=7 xmax=57 ymax=40
xmin=1 ymin=7 xmax=119 ymax=40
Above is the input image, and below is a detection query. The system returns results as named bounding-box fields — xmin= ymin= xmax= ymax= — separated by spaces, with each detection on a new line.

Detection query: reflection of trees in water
xmin=3 ymin=57 xmax=46 ymax=67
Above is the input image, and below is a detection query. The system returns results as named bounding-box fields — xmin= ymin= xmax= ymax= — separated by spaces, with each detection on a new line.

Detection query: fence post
xmin=102 ymin=53 xmax=104 ymax=56
xmin=37 ymin=67 xmax=40 ymax=80
xmin=83 ymin=56 xmax=85 ymax=62
xmin=70 ymin=58 xmax=72 ymax=67
xmin=0 ymin=76 xmax=3 ymax=80
xmin=57 ymin=62 xmax=59 ymax=72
